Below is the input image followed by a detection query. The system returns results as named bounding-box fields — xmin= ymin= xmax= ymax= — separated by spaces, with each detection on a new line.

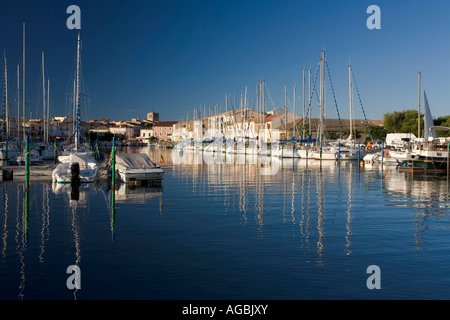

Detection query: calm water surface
xmin=1 ymin=148 xmax=450 ymax=300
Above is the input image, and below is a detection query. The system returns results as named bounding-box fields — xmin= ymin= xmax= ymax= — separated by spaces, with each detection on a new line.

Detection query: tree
xmin=297 ymin=123 xmax=310 ymax=138
xmin=325 ymin=131 xmax=340 ymax=140
xmin=343 ymin=129 xmax=361 ymax=139
xmin=364 ymin=125 xmax=388 ymax=141
xmin=384 ymin=109 xmax=423 ymax=135
xmin=434 ymin=116 xmax=450 ymax=137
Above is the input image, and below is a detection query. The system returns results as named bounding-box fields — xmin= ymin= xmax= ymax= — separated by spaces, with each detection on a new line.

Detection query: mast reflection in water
xmin=0 ymin=147 xmax=450 ymax=299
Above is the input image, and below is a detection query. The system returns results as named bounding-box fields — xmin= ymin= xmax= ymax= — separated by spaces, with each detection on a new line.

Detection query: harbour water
xmin=1 ymin=147 xmax=450 ymax=300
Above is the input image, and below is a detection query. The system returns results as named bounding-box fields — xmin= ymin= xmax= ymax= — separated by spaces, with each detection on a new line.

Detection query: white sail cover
xmin=115 ymin=153 xmax=158 ymax=170
xmin=423 ymin=91 xmax=437 ymax=141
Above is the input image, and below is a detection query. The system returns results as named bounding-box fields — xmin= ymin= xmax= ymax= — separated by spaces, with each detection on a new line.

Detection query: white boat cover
xmin=116 ymin=153 xmax=158 ymax=170
xmin=69 ymin=152 xmax=90 ymax=169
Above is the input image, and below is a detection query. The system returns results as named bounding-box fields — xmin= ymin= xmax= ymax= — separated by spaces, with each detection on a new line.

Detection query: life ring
xmin=384 ymin=151 xmax=390 ymax=158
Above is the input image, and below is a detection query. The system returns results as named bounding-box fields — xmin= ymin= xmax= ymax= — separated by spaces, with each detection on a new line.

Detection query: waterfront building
xmin=153 ymin=121 xmax=178 ymax=141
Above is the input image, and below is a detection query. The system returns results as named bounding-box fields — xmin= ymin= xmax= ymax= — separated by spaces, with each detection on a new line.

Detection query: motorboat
xmin=114 ymin=153 xmax=164 ymax=184
xmin=52 ymin=151 xmax=100 ymax=184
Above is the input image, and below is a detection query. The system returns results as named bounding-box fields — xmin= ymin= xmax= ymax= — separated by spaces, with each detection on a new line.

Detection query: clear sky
xmin=1 ymin=0 xmax=450 ymax=122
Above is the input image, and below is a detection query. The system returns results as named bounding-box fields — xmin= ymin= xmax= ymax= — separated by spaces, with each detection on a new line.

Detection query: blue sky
xmin=1 ymin=0 xmax=450 ymax=122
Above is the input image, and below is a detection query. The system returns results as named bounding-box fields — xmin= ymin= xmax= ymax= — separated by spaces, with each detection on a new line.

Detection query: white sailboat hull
xmin=271 ymin=146 xmax=302 ymax=158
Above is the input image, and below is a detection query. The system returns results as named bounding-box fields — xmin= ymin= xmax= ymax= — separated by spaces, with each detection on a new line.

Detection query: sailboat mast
xmin=47 ymin=79 xmax=50 ymax=144
xmin=75 ymin=32 xmax=81 ymax=151
xmin=42 ymin=51 xmax=46 ymax=144
xmin=319 ymin=51 xmax=325 ymax=149
xmin=4 ymin=56 xmax=9 ymax=138
xmin=256 ymin=83 xmax=259 ymax=138
xmin=349 ymin=64 xmax=353 ymax=140
xmin=302 ymin=69 xmax=305 ymax=140
xmin=260 ymin=80 xmax=267 ymax=139
xmin=261 ymin=80 xmax=266 ymax=117
xmin=225 ymin=95 xmax=227 ymax=139
xmin=22 ymin=22 xmax=25 ymax=141
xmin=285 ymin=85 xmax=287 ymax=139
xmin=17 ymin=64 xmax=19 ymax=138
xmin=308 ymin=68 xmax=311 ymax=138
xmin=293 ymin=85 xmax=296 ymax=138
xmin=72 ymin=78 xmax=76 ymax=130
xmin=418 ymin=72 xmax=421 ymax=138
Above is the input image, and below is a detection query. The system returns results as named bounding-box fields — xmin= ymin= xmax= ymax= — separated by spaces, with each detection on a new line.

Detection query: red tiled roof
xmin=265 ymin=114 xmax=283 ymax=122
xmin=153 ymin=121 xmax=178 ymax=127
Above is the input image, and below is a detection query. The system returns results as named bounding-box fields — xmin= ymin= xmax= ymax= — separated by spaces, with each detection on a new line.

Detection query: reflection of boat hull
xmin=311 ymin=148 xmax=365 ymax=161
xmin=115 ymin=183 xmax=163 ymax=203
xmin=310 ymin=151 xmax=336 ymax=160
xmin=271 ymin=146 xmax=302 ymax=158
xmin=363 ymin=152 xmax=402 ymax=165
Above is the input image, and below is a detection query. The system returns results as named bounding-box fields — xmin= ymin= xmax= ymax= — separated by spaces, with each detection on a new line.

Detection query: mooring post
xmin=357 ymin=142 xmax=360 ymax=163
xmin=5 ymin=137 xmax=8 ymax=166
xmin=95 ymin=138 xmax=99 ymax=161
xmin=111 ymin=182 xmax=116 ymax=238
xmin=25 ymin=136 xmax=30 ymax=188
xmin=54 ymin=139 xmax=57 ymax=164
xmin=447 ymin=142 xmax=449 ymax=178
xmin=338 ymin=141 xmax=341 ymax=162
xmin=111 ymin=137 xmax=116 ymax=186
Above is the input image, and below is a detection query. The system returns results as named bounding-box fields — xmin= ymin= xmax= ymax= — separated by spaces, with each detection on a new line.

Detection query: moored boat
xmin=114 ymin=153 xmax=164 ymax=184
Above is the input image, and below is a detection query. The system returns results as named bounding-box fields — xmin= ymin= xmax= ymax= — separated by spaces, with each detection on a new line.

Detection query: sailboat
xmin=399 ymin=91 xmax=449 ymax=173
xmin=38 ymin=52 xmax=54 ymax=161
xmin=313 ymin=64 xmax=364 ymax=161
xmin=309 ymin=51 xmax=330 ymax=160
xmin=0 ymin=56 xmax=20 ymax=162
xmin=52 ymin=33 xmax=99 ymax=184
xmin=272 ymin=85 xmax=302 ymax=158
